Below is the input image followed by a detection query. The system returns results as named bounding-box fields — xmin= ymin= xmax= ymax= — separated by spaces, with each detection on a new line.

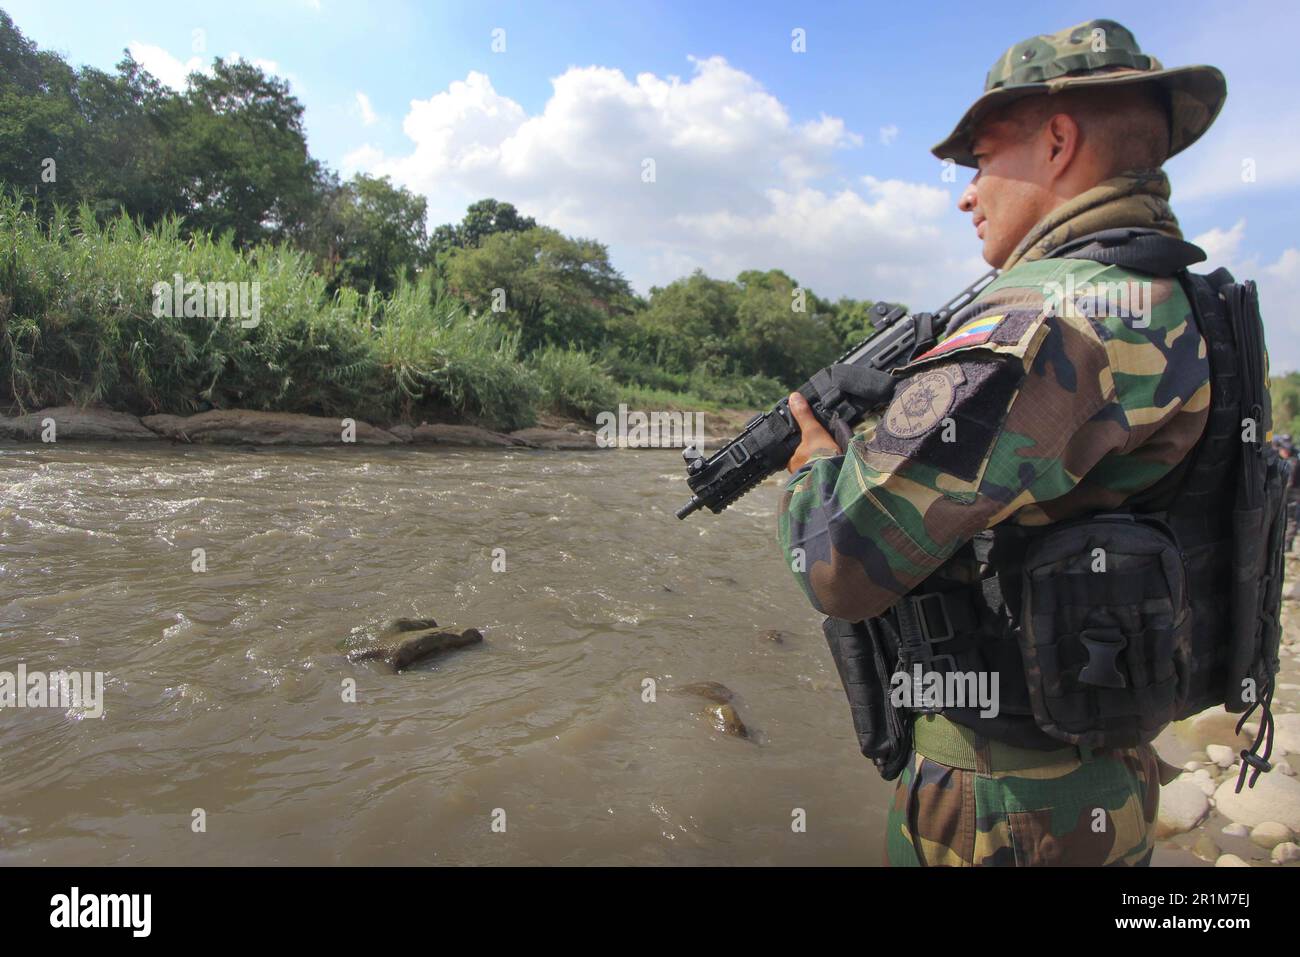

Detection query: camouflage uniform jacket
xmin=777 ymin=237 xmax=1211 ymax=624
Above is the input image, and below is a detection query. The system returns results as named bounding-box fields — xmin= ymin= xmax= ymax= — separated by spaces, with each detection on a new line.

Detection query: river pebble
xmin=1213 ymin=772 xmax=1300 ymax=830
xmin=1276 ymin=713 xmax=1300 ymax=753
xmin=1249 ymin=821 xmax=1293 ymax=849
xmin=1206 ymin=744 xmax=1236 ymax=768
xmin=1157 ymin=779 xmax=1210 ymax=837
xmin=1273 ymin=842 xmax=1300 ymax=864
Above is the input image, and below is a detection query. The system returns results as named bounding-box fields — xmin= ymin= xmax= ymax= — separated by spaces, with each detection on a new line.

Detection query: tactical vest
xmin=823 ymin=228 xmax=1289 ymax=789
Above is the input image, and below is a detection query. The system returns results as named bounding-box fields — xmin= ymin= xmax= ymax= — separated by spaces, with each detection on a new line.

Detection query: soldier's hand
xmin=786 ymin=392 xmax=841 ymax=473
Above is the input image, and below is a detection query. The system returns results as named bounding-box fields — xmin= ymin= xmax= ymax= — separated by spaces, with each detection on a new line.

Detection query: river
xmin=0 ymin=444 xmax=899 ymax=865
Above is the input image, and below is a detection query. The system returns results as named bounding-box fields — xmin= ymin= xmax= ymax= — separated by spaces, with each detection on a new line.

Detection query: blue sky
xmin=9 ymin=1 xmax=1300 ymax=366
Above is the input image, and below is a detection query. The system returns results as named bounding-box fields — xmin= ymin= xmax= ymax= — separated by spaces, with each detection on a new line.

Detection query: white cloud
xmin=1191 ymin=218 xmax=1245 ymax=264
xmin=1170 ymin=112 xmax=1300 ymax=202
xmin=1193 ymin=220 xmax=1300 ymax=372
xmin=341 ymin=144 xmax=384 ymax=176
xmin=355 ymin=91 xmax=377 ymax=127
xmin=349 ymin=56 xmax=980 ymax=307
xmin=879 ymin=124 xmax=899 ymax=146
xmin=127 ymin=42 xmax=301 ymax=94
xmin=127 ymin=42 xmax=204 ymax=91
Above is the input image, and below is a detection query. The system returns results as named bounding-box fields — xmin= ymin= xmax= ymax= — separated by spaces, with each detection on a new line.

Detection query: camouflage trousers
xmin=884 ymin=719 xmax=1161 ymax=866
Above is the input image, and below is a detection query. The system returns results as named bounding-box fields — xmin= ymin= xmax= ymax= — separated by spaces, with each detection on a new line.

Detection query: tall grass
xmin=528 ymin=345 xmax=619 ymax=421
xmin=0 ymin=196 xmax=538 ymax=429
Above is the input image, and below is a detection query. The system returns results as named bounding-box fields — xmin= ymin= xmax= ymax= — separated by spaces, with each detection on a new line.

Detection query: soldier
xmin=778 ymin=19 xmax=1229 ymax=866
xmin=1276 ymin=435 xmax=1298 ymax=553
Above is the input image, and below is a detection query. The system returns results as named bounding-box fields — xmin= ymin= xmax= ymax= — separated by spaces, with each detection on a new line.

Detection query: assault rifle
xmin=675 ymin=270 xmax=998 ymax=520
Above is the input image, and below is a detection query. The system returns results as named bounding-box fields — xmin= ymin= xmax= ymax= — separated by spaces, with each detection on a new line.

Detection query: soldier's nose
xmin=958 ymin=181 xmax=978 ymax=212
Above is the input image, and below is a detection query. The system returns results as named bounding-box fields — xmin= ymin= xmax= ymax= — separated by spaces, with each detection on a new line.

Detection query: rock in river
xmin=675 ymin=681 xmax=735 ymax=704
xmin=670 ymin=681 xmax=752 ymax=739
xmin=348 ymin=627 xmax=484 ymax=672
xmin=704 ymin=702 xmax=750 ymax=740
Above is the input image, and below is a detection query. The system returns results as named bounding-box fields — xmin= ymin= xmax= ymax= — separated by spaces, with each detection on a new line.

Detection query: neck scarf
xmin=1000 ymin=167 xmax=1182 ymax=272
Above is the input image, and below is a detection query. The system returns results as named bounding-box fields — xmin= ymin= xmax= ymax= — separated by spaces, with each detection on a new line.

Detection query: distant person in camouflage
xmin=778 ymin=19 xmax=1227 ymax=865
xmin=1276 ymin=435 xmax=1297 ymax=552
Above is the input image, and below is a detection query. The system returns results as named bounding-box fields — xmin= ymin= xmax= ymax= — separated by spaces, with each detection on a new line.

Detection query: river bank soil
xmin=0 ymin=404 xmax=758 ymax=449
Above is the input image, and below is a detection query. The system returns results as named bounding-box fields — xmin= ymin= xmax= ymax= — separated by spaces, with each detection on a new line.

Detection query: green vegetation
xmin=0 ymin=9 xmax=883 ymax=428
xmin=1272 ymin=373 xmax=1300 ymax=439
xmin=7 ymin=10 xmax=1291 ymax=438
xmin=0 ymin=198 xmax=539 ymax=429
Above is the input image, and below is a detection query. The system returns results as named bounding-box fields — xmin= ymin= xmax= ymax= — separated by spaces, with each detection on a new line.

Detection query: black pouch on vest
xmin=822 ymin=616 xmax=913 ymax=780
xmin=1016 ymin=514 xmax=1192 ymax=750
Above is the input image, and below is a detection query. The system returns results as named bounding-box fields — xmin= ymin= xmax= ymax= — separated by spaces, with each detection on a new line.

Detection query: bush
xmin=529 ymin=345 xmax=619 ymax=421
xmin=0 ymin=196 xmax=539 ymax=430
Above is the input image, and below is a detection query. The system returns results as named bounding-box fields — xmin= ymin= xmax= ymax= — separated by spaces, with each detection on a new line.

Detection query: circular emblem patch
xmin=883 ymin=367 xmax=962 ymax=438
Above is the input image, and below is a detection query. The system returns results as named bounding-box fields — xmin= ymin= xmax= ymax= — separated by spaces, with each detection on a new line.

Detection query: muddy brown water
xmin=0 ymin=444 xmax=896 ymax=865
xmin=1 ymin=443 xmax=1233 ymax=866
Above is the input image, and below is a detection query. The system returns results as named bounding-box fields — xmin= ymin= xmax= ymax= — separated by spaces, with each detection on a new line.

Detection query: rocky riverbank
xmin=0 ymin=405 xmax=602 ymax=450
xmin=1153 ymin=549 xmax=1300 ymax=867
xmin=0 ymin=404 xmax=751 ymax=450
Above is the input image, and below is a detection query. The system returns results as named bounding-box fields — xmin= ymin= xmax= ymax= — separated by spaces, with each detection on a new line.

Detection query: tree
xmin=444 ymin=226 xmax=633 ymax=352
xmin=430 ymin=198 xmax=537 ymax=255
xmin=166 ymin=57 xmax=322 ymax=246
xmin=634 ymin=271 xmax=740 ymax=373
xmin=829 ymin=296 xmax=879 ymax=347
xmin=313 ymin=173 xmax=428 ymax=296
xmin=733 ymin=269 xmax=841 ymax=382
xmin=0 ymin=12 xmax=88 ymax=212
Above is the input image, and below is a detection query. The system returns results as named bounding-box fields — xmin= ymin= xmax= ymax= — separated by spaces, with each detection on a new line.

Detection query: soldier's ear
xmin=1043 ymin=112 xmax=1082 ymax=178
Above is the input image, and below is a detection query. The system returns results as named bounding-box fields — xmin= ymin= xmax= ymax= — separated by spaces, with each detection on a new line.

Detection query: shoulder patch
xmin=869 ymin=356 xmax=1024 ymax=487
xmin=908 ymin=307 xmax=1045 ymax=367
xmin=882 ymin=365 xmax=964 ymax=438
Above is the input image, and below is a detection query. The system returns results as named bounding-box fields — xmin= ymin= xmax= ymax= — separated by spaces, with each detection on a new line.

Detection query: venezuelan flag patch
xmin=913 ymin=313 xmax=1004 ymax=361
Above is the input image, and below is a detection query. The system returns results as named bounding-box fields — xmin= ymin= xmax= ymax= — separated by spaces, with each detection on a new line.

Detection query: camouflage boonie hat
xmin=932 ymin=18 xmax=1226 ymax=168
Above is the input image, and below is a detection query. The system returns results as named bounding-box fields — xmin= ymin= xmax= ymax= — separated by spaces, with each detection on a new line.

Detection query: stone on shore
xmin=1212 ymin=771 xmax=1300 ymax=831
xmin=1272 ymin=842 xmax=1300 ymax=863
xmin=1207 ymin=744 xmax=1237 ymax=768
xmin=1215 ymin=854 xmax=1250 ymax=867
xmin=1248 ymin=821 xmax=1293 ymax=849
xmin=508 ymin=427 xmax=603 ymax=450
xmin=1190 ymin=768 xmax=1217 ymax=796
xmin=143 ymin=410 xmax=399 ymax=445
xmin=1156 ymin=778 xmax=1211 ymax=837
xmin=1191 ymin=834 xmax=1220 ymax=862
xmin=409 ymin=423 xmax=522 ymax=447
xmin=1275 ymin=713 xmax=1300 ymax=754
xmin=0 ymin=406 xmax=158 ymax=441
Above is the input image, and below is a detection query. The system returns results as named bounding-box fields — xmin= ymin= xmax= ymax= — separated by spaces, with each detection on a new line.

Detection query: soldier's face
xmin=958 ymin=115 xmax=1056 ymax=268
